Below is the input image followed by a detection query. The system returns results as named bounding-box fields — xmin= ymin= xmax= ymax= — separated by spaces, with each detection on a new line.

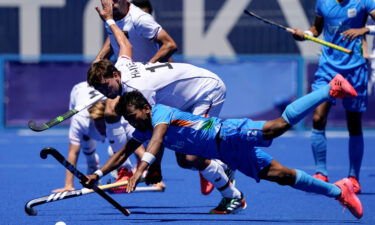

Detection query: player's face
xmin=112 ymin=0 xmax=129 ymax=20
xmin=95 ymin=73 xmax=121 ymax=99
xmin=124 ymin=105 xmax=152 ymax=132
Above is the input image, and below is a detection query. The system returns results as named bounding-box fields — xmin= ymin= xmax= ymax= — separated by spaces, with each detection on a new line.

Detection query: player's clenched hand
xmin=291 ymin=28 xmax=306 ymax=41
xmin=81 ymin=174 xmax=99 ymax=188
xmin=145 ymin=163 xmax=163 ymax=185
xmin=341 ymin=28 xmax=369 ymax=40
xmin=127 ymin=171 xmax=142 ymax=193
xmin=95 ymin=0 xmax=114 ymax=21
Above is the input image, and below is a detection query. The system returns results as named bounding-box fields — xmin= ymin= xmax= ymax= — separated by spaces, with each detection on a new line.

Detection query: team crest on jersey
xmin=347 ymin=8 xmax=357 ymax=18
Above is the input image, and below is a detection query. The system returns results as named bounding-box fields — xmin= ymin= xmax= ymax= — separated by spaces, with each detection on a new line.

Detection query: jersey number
xmin=145 ymin=62 xmax=173 ymax=72
xmin=89 ymin=90 xmax=100 ymax=99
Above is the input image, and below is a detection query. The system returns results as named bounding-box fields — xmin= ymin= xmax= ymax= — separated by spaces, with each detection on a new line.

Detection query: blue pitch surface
xmin=1 ymin=129 xmax=375 ymax=225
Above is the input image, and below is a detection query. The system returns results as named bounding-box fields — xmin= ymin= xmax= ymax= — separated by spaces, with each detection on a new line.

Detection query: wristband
xmin=94 ymin=169 xmax=104 ymax=178
xmin=141 ymin=152 xmax=156 ymax=165
xmin=366 ymin=25 xmax=375 ymax=34
xmin=106 ymin=19 xmax=116 ymax=26
xmin=303 ymin=30 xmax=314 ymax=37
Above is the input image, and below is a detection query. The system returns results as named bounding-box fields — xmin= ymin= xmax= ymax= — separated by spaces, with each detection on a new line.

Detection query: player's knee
xmin=175 ymin=155 xmax=194 ymax=169
xmin=312 ymin=113 xmax=327 ymax=129
xmin=270 ymin=168 xmax=295 ymax=186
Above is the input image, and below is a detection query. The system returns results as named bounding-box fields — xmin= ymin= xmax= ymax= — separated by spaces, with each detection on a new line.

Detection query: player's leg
xmin=311 ymin=102 xmax=331 ymax=181
xmin=81 ymin=138 xmax=99 ymax=175
xmin=262 ymin=76 xmax=353 ymax=140
xmin=308 ymin=70 xmax=357 ymax=182
xmin=199 ymin=158 xmax=245 ymax=214
xmin=342 ymin=65 xmax=368 ymax=194
xmin=107 ymin=144 xmax=135 ymax=193
xmin=258 ymin=159 xmax=363 ymax=219
xmin=346 ymin=111 xmax=363 ymax=194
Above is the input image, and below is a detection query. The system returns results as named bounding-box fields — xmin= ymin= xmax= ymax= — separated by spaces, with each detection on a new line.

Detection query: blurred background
xmin=1 ymin=0 xmax=374 ymax=129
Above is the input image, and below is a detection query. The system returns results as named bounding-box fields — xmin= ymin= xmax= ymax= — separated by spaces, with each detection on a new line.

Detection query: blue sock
xmin=282 ymin=85 xmax=331 ymax=125
xmin=311 ymin=129 xmax=328 ymax=176
xmin=348 ymin=135 xmax=364 ymax=178
xmin=292 ymin=169 xmax=341 ymax=198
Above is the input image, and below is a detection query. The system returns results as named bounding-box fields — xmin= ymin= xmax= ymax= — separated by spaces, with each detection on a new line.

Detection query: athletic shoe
xmin=200 ymin=172 xmax=214 ymax=195
xmin=109 ymin=168 xmax=133 ymax=194
xmin=313 ymin=173 xmax=329 ymax=182
xmin=348 ymin=176 xmax=361 ymax=194
xmin=334 ymin=178 xmax=363 ymax=219
xmin=209 ymin=192 xmax=247 ymax=214
xmin=329 ymin=74 xmax=358 ymax=98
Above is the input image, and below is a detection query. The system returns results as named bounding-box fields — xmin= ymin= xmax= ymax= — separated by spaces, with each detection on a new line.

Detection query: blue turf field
xmin=1 ymin=129 xmax=375 ymax=225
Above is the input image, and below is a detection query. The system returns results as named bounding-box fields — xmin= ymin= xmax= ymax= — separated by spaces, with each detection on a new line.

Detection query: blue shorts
xmin=218 ymin=119 xmax=273 ymax=182
xmin=312 ymin=63 xmax=368 ymax=112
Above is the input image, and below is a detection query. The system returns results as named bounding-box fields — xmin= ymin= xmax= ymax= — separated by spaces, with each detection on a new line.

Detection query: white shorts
xmin=156 ymin=77 xmax=226 ymax=117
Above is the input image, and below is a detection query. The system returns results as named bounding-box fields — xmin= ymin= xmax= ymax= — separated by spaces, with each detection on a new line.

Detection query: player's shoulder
xmin=71 ymin=81 xmax=87 ymax=91
xmin=128 ymin=3 xmax=157 ymax=24
xmin=71 ymin=81 xmax=93 ymax=96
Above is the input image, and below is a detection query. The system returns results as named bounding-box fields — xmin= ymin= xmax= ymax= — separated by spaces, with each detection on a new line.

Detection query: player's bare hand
xmin=291 ymin=28 xmax=306 ymax=41
xmin=81 ymin=174 xmax=99 ymax=188
xmin=52 ymin=186 xmax=75 ymax=193
xmin=341 ymin=28 xmax=369 ymax=40
xmin=95 ymin=0 xmax=114 ymax=21
xmin=126 ymin=171 xmax=142 ymax=193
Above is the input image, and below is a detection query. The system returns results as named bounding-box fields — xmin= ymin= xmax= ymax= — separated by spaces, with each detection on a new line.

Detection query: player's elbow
xmin=164 ymin=40 xmax=178 ymax=55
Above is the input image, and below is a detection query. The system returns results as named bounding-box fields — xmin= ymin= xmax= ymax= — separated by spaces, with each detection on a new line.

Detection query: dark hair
xmin=87 ymin=59 xmax=119 ymax=87
xmin=132 ymin=0 xmax=153 ymax=14
xmin=115 ymin=90 xmax=151 ymax=117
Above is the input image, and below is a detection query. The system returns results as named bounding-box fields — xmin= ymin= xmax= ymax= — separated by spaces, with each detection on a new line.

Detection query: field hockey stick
xmin=28 ymin=94 xmax=105 ymax=132
xmin=244 ymin=10 xmax=352 ymax=54
xmin=25 ymin=181 xmax=164 ymax=216
xmin=40 ymin=147 xmax=131 ymax=216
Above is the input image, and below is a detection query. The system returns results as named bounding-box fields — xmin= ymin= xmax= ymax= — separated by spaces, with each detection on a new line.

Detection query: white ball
xmin=55 ymin=222 xmax=66 ymax=225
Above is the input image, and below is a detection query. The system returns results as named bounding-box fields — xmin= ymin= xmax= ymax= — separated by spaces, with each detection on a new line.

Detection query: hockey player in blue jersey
xmin=292 ymin=0 xmax=375 ymax=194
xmin=84 ymin=74 xmax=364 ymax=218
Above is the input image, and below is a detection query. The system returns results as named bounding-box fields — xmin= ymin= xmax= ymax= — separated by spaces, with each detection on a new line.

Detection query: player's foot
xmin=313 ymin=173 xmax=329 ymax=182
xmin=109 ymin=168 xmax=133 ymax=194
xmin=200 ymin=172 xmax=214 ymax=195
xmin=348 ymin=176 xmax=361 ymax=194
xmin=334 ymin=178 xmax=363 ymax=219
xmin=329 ymin=74 xmax=358 ymax=98
xmin=209 ymin=192 xmax=247 ymax=214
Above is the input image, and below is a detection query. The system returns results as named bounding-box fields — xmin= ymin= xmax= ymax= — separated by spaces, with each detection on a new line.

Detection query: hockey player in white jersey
xmin=93 ymin=0 xmax=180 ymax=191
xmin=87 ymin=0 xmax=243 ymax=214
xmin=52 ymin=82 xmax=145 ymax=193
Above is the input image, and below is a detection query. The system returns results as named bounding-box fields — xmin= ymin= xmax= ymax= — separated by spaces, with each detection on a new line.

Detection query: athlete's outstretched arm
xmin=95 ymin=0 xmax=133 ymax=59
xmin=149 ymin=29 xmax=177 ymax=63
xmin=52 ymin=143 xmax=81 ymax=193
xmin=93 ymin=36 xmax=112 ymax=63
xmin=127 ymin=123 xmax=168 ymax=192
xmin=84 ymin=138 xmax=142 ymax=186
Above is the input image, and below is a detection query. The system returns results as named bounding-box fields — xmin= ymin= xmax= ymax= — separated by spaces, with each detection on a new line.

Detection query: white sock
xmin=84 ymin=152 xmax=99 ymax=173
xmin=220 ymin=184 xmax=241 ymax=199
xmin=200 ymin=160 xmax=241 ymax=199
xmin=82 ymin=140 xmax=99 ymax=174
